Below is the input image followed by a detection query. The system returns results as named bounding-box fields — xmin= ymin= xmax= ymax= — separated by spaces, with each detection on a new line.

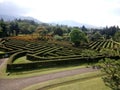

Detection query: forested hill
xmin=0 ymin=19 xmax=39 ymax=37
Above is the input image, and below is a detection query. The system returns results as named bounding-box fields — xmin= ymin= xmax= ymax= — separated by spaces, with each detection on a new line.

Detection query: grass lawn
xmin=13 ymin=56 xmax=32 ymax=64
xmin=49 ymin=77 xmax=111 ymax=90
xmin=0 ymin=51 xmax=5 ymax=54
xmin=23 ymin=71 xmax=111 ymax=90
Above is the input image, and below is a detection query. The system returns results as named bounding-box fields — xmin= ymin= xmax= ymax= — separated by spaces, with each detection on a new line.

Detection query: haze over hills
xmin=0 ymin=15 xmax=41 ymax=23
xmin=0 ymin=15 xmax=99 ymax=28
xmin=50 ymin=20 xmax=99 ymax=28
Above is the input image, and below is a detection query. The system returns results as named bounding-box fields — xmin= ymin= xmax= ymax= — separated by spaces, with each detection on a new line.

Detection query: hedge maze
xmin=0 ymin=38 xmax=120 ymax=72
xmin=89 ymin=39 xmax=120 ymax=51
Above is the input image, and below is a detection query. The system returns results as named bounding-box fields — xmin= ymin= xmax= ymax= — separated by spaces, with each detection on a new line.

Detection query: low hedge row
xmin=7 ymin=51 xmax=27 ymax=64
xmin=27 ymin=54 xmax=83 ymax=61
xmin=55 ymin=51 xmax=75 ymax=56
xmin=35 ymin=47 xmax=60 ymax=56
xmin=0 ymin=46 xmax=13 ymax=51
xmin=7 ymin=55 xmax=120 ymax=72
xmin=6 ymin=50 xmax=24 ymax=56
xmin=5 ymin=43 xmax=30 ymax=50
xmin=42 ymin=47 xmax=62 ymax=55
xmin=7 ymin=55 xmax=106 ymax=72
xmin=0 ymin=53 xmax=5 ymax=58
xmin=4 ymin=44 xmax=23 ymax=50
xmin=28 ymin=46 xmax=47 ymax=53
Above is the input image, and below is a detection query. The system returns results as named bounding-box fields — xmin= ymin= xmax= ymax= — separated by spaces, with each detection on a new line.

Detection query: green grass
xmin=3 ymin=64 xmax=87 ymax=79
xmin=49 ymin=77 xmax=110 ymax=90
xmin=13 ymin=56 xmax=32 ymax=64
xmin=23 ymin=71 xmax=111 ymax=90
xmin=0 ymin=51 xmax=5 ymax=54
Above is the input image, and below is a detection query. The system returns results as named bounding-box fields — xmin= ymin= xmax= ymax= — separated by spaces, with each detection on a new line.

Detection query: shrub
xmin=54 ymin=35 xmax=63 ymax=41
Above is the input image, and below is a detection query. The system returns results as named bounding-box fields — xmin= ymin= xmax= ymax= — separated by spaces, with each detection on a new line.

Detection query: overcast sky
xmin=0 ymin=0 xmax=120 ymax=27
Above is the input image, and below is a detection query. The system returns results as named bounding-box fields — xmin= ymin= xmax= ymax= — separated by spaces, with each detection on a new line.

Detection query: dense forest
xmin=0 ymin=19 xmax=38 ymax=37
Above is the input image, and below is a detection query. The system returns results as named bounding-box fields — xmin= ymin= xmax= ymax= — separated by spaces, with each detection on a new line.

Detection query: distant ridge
xmin=0 ymin=15 xmax=100 ymax=28
xmin=0 ymin=15 xmax=41 ymax=23
xmin=50 ymin=20 xmax=98 ymax=28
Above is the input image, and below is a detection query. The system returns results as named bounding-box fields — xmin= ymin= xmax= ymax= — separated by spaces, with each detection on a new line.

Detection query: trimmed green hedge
xmin=7 ymin=56 xmax=105 ymax=72
xmin=27 ymin=54 xmax=83 ymax=61
xmin=0 ymin=53 xmax=5 ymax=58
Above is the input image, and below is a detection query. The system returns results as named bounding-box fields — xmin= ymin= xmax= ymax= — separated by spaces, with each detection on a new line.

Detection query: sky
xmin=0 ymin=0 xmax=120 ymax=27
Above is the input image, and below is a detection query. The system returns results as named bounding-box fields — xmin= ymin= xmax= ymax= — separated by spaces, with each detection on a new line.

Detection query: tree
xmin=91 ymin=32 xmax=104 ymax=41
xmin=81 ymin=25 xmax=87 ymax=32
xmin=54 ymin=27 xmax=63 ymax=36
xmin=99 ymin=58 xmax=120 ymax=90
xmin=114 ymin=31 xmax=120 ymax=42
xmin=14 ymin=22 xmax=19 ymax=36
xmin=0 ymin=19 xmax=7 ymax=37
xmin=35 ymin=26 xmax=47 ymax=36
xmin=70 ymin=29 xmax=88 ymax=46
xmin=100 ymin=26 xmax=119 ymax=39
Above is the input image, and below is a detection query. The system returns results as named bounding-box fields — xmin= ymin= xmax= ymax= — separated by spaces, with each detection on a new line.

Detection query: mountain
xmin=50 ymin=20 xmax=98 ymax=28
xmin=0 ymin=15 xmax=99 ymax=28
xmin=0 ymin=15 xmax=41 ymax=23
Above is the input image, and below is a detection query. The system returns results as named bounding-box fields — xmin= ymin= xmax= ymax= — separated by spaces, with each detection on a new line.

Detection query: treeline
xmin=0 ymin=18 xmax=38 ymax=38
xmin=0 ymin=18 xmax=120 ymax=42
xmin=91 ymin=26 xmax=120 ymax=42
xmin=36 ymin=24 xmax=120 ymax=42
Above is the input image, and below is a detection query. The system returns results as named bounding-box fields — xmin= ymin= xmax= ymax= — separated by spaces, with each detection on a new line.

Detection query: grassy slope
xmin=13 ymin=56 xmax=32 ymax=64
xmin=0 ymin=51 xmax=5 ymax=54
xmin=23 ymin=71 xmax=111 ymax=90
xmin=50 ymin=77 xmax=110 ymax=90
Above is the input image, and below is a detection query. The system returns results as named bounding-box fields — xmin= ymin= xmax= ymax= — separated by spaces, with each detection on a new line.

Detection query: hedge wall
xmin=7 ymin=55 xmax=105 ymax=72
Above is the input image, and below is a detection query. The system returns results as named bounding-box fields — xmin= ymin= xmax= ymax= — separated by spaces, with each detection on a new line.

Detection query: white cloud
xmin=0 ymin=0 xmax=4 ymax=3
xmin=1 ymin=0 xmax=120 ymax=27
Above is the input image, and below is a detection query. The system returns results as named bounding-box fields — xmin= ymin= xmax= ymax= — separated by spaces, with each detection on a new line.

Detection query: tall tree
xmin=70 ymin=29 xmax=88 ymax=46
xmin=0 ymin=19 xmax=7 ymax=37
xmin=54 ymin=27 xmax=63 ymax=36
xmin=91 ymin=32 xmax=103 ymax=41
xmin=81 ymin=25 xmax=87 ymax=32
xmin=113 ymin=31 xmax=120 ymax=42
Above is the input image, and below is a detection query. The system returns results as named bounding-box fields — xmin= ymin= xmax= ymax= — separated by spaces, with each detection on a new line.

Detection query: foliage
xmin=100 ymin=49 xmax=117 ymax=56
xmin=54 ymin=35 xmax=63 ymax=41
xmin=70 ymin=29 xmax=88 ymax=46
xmin=81 ymin=25 xmax=88 ymax=32
xmin=100 ymin=26 xmax=120 ymax=39
xmin=99 ymin=58 xmax=120 ymax=90
xmin=0 ymin=19 xmax=38 ymax=37
xmin=113 ymin=31 xmax=120 ymax=42
xmin=91 ymin=32 xmax=104 ymax=41
xmin=35 ymin=26 xmax=48 ymax=36
xmin=81 ymin=49 xmax=98 ymax=57
xmin=54 ymin=27 xmax=63 ymax=36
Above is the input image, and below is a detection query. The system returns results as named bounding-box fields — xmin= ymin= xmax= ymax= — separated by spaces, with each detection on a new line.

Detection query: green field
xmin=49 ymin=77 xmax=110 ymax=90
